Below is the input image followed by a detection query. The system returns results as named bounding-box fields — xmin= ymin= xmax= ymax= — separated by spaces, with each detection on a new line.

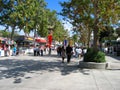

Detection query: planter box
xmin=79 ymin=61 xmax=107 ymax=69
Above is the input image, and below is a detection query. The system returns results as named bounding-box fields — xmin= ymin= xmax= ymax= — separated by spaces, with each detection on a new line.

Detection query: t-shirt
xmin=76 ymin=48 xmax=82 ymax=54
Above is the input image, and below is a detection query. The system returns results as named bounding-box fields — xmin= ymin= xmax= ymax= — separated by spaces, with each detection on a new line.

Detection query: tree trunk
xmin=93 ymin=27 xmax=99 ymax=51
xmin=93 ymin=0 xmax=99 ymax=51
xmin=87 ymin=29 xmax=91 ymax=48
xmin=10 ymin=26 xmax=15 ymax=40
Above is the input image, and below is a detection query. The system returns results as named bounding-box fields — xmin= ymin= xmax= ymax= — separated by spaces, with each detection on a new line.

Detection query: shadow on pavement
xmin=0 ymin=58 xmax=90 ymax=83
xmin=107 ymin=69 xmax=120 ymax=70
xmin=27 ymin=52 xmax=58 ymax=58
xmin=106 ymin=54 xmax=120 ymax=61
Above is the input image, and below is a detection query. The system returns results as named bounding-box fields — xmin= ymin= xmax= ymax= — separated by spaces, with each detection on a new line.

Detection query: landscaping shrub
xmin=84 ymin=48 xmax=106 ymax=63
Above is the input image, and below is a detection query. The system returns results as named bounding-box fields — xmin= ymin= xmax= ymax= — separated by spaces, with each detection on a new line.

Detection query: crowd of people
xmin=0 ymin=42 xmax=88 ymax=64
xmin=0 ymin=44 xmax=18 ymax=56
xmin=57 ymin=45 xmax=87 ymax=63
xmin=33 ymin=45 xmax=47 ymax=56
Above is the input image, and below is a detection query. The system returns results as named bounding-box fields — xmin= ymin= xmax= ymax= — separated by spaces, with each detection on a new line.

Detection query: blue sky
xmin=45 ymin=0 xmax=67 ymax=20
xmin=45 ymin=0 xmax=65 ymax=12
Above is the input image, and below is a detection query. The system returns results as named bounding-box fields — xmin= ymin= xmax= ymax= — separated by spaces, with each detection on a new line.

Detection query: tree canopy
xmin=0 ymin=0 xmax=67 ymax=42
xmin=60 ymin=0 xmax=120 ymax=50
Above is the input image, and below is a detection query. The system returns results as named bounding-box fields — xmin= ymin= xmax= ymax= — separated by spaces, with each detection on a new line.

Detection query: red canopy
xmin=35 ymin=38 xmax=47 ymax=43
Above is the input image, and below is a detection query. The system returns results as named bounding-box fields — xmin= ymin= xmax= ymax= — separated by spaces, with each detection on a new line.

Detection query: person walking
xmin=76 ymin=47 xmax=82 ymax=59
xmin=40 ymin=45 xmax=44 ymax=56
xmin=12 ymin=45 xmax=17 ymax=56
xmin=66 ymin=44 xmax=73 ymax=63
xmin=36 ymin=45 xmax=40 ymax=56
xmin=34 ymin=46 xmax=37 ymax=56
xmin=61 ymin=46 xmax=66 ymax=63
xmin=4 ymin=45 xmax=7 ymax=56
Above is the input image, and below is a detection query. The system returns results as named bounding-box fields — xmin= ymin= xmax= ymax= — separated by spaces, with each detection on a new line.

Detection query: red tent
xmin=35 ymin=37 xmax=47 ymax=43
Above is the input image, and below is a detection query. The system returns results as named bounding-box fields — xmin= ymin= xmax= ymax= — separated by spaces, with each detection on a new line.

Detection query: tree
xmin=0 ymin=0 xmax=47 ymax=39
xmin=0 ymin=0 xmax=65 ymax=41
xmin=99 ymin=26 xmax=115 ymax=42
xmin=53 ymin=20 xmax=68 ymax=42
xmin=0 ymin=30 xmax=19 ymax=38
xmin=0 ymin=30 xmax=9 ymax=37
xmin=60 ymin=0 xmax=94 ymax=47
xmin=116 ymin=28 xmax=120 ymax=36
xmin=72 ymin=34 xmax=78 ymax=44
xmin=12 ymin=0 xmax=47 ymax=37
xmin=0 ymin=0 xmax=14 ymax=26
xmin=60 ymin=0 xmax=120 ymax=51
xmin=37 ymin=9 xmax=57 ymax=37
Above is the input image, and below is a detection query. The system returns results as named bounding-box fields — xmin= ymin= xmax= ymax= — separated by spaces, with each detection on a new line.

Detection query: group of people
xmin=0 ymin=44 xmax=18 ymax=56
xmin=33 ymin=45 xmax=46 ymax=56
xmin=60 ymin=45 xmax=73 ymax=63
xmin=59 ymin=45 xmax=87 ymax=63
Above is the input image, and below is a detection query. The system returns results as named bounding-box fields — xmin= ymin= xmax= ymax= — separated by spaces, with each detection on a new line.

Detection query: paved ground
xmin=0 ymin=51 xmax=120 ymax=90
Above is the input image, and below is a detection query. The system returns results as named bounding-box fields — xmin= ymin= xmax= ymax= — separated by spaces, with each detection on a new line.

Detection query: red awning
xmin=35 ymin=38 xmax=47 ymax=43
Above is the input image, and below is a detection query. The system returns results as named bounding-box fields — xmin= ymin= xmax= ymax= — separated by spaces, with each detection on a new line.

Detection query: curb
xmin=78 ymin=61 xmax=108 ymax=69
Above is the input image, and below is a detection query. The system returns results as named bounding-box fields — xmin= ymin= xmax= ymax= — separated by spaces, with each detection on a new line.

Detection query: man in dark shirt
xmin=66 ymin=44 xmax=73 ymax=63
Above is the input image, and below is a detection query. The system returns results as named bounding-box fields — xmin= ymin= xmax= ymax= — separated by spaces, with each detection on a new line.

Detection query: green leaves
xmin=60 ymin=0 xmax=120 ymax=48
xmin=0 ymin=0 xmax=47 ymax=38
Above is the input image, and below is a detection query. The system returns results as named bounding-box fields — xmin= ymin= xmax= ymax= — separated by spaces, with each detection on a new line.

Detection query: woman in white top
xmin=76 ymin=47 xmax=82 ymax=59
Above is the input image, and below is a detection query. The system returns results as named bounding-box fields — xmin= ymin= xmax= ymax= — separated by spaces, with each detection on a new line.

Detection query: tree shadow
xmin=27 ymin=52 xmax=58 ymax=58
xmin=0 ymin=57 xmax=90 ymax=84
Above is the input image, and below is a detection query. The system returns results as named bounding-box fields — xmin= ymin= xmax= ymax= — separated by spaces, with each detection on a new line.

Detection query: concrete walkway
xmin=0 ymin=52 xmax=120 ymax=90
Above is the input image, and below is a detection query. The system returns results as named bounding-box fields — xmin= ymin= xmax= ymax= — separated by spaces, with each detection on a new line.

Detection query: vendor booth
xmin=0 ymin=37 xmax=3 ymax=56
xmin=14 ymin=36 xmax=34 ymax=47
xmin=35 ymin=37 xmax=47 ymax=44
xmin=14 ymin=36 xmax=34 ymax=54
xmin=0 ymin=37 xmax=16 ymax=56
